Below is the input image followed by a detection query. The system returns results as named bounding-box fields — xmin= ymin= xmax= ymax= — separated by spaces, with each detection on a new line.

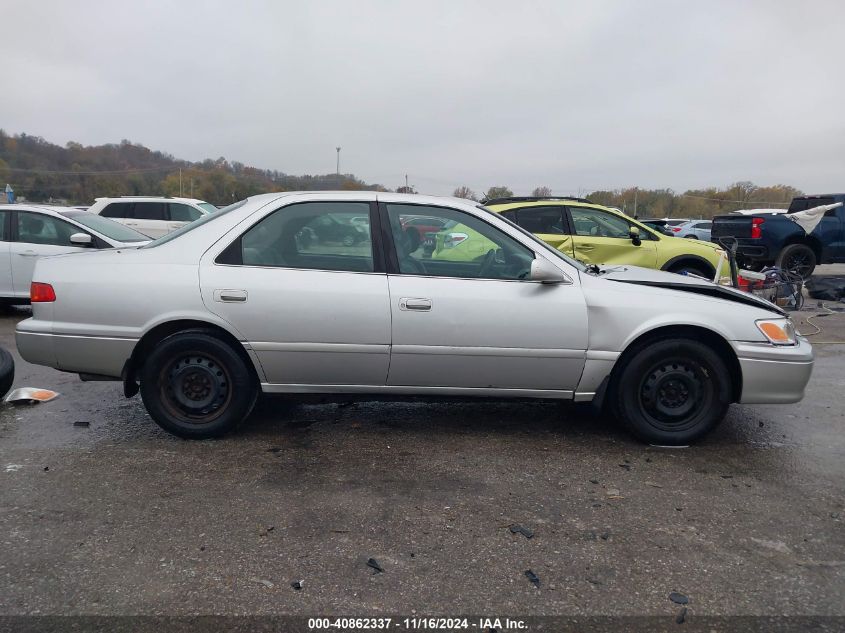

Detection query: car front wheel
xmin=140 ymin=331 xmax=258 ymax=439
xmin=609 ymin=338 xmax=731 ymax=445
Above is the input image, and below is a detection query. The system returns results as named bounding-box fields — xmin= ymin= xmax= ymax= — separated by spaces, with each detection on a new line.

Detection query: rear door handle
xmin=214 ymin=289 xmax=248 ymax=303
xmin=399 ymin=297 xmax=432 ymax=311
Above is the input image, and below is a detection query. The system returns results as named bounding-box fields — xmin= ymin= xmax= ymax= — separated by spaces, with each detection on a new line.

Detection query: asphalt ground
xmin=0 ymin=277 xmax=843 ymax=628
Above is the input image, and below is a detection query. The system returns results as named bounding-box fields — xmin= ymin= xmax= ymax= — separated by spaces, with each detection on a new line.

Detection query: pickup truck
xmin=710 ymin=194 xmax=845 ymax=278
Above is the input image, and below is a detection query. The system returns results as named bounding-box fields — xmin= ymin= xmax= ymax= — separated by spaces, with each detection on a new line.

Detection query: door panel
xmin=200 ymin=200 xmax=391 ymax=386
xmin=387 ymin=275 xmax=588 ymax=390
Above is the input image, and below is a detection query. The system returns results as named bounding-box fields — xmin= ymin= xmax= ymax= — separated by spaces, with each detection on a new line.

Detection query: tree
xmin=396 ymin=185 xmax=416 ymax=194
xmin=452 ymin=186 xmax=477 ymax=200
xmin=531 ymin=186 xmax=552 ymax=197
xmin=484 ymin=186 xmax=513 ymax=201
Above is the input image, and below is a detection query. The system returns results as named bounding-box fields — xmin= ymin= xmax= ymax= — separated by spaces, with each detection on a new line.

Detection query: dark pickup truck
xmin=710 ymin=194 xmax=845 ymax=278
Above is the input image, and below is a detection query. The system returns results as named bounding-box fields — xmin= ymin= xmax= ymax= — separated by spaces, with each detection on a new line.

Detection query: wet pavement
xmin=0 ymin=306 xmax=843 ymax=618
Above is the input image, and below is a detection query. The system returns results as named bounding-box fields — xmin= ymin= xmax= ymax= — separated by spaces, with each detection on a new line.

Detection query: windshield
xmin=198 ymin=202 xmax=219 ymax=214
xmin=479 ymin=205 xmax=587 ymax=272
xmin=59 ymin=211 xmax=148 ymax=242
xmin=140 ymin=199 xmax=248 ymax=248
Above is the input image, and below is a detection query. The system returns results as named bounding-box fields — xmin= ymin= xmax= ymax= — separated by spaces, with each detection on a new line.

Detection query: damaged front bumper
xmin=733 ymin=336 xmax=814 ymax=404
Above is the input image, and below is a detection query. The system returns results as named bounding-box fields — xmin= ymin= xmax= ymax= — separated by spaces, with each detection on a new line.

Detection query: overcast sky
xmin=4 ymin=0 xmax=844 ymax=195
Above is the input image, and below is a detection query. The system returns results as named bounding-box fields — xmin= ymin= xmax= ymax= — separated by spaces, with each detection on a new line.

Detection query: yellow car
xmin=485 ymin=197 xmax=724 ymax=277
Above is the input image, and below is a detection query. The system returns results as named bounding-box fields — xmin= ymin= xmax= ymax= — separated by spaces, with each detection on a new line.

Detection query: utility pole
xmin=336 ymin=147 xmax=341 ymax=176
xmin=633 ymin=187 xmax=638 ymax=218
xmin=179 ymin=168 xmax=183 ymax=196
xmin=405 ymin=174 xmax=409 ymax=190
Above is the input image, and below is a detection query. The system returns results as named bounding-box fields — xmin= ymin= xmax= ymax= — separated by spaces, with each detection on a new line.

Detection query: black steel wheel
xmin=140 ymin=331 xmax=257 ymax=439
xmin=776 ymin=243 xmax=816 ymax=279
xmin=610 ymin=337 xmax=731 ymax=445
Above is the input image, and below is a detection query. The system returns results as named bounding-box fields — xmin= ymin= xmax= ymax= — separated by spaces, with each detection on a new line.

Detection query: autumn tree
xmin=531 ymin=186 xmax=552 ymax=197
xmin=484 ymin=186 xmax=513 ymax=200
xmin=452 ymin=186 xmax=477 ymax=200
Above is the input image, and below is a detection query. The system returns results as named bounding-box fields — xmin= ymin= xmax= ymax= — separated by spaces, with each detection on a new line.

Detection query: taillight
xmin=750 ymin=217 xmax=765 ymax=239
xmin=30 ymin=282 xmax=56 ymax=303
xmin=671 ymin=227 xmax=682 ymax=232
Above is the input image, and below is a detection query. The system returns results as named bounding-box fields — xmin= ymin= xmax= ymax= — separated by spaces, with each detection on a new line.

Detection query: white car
xmin=87 ymin=196 xmax=218 ymax=239
xmin=675 ymin=220 xmax=712 ymax=241
xmin=0 ymin=205 xmax=149 ymax=305
xmin=17 ymin=192 xmax=814 ymax=445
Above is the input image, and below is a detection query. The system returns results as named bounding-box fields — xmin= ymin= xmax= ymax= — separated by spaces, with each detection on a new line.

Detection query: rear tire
xmin=684 ymin=234 xmax=698 ymax=239
xmin=609 ymin=338 xmax=730 ymax=445
xmin=0 ymin=347 xmax=15 ymax=399
xmin=776 ymin=243 xmax=816 ymax=279
xmin=140 ymin=331 xmax=258 ymax=439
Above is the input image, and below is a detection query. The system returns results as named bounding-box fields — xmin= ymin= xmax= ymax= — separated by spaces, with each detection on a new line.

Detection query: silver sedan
xmin=15 ymin=192 xmax=813 ymax=444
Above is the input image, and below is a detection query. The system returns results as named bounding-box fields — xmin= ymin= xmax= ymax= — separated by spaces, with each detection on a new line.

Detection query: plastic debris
xmin=676 ymin=607 xmax=687 ymax=624
xmin=5 ymin=388 xmax=59 ymax=404
xmin=524 ymin=570 xmax=540 ymax=588
xmin=249 ymin=577 xmax=274 ymax=588
xmin=509 ymin=524 xmax=534 ymax=539
xmin=73 ymin=421 xmax=90 ymax=428
xmin=669 ymin=592 xmax=689 ymax=605
xmin=366 ymin=558 xmax=384 ymax=573
xmin=291 ymin=580 xmax=303 ymax=590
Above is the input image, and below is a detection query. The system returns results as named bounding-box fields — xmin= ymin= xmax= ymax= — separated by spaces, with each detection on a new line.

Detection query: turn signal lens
xmin=30 ymin=282 xmax=56 ymax=303
xmin=756 ymin=319 xmax=796 ymax=345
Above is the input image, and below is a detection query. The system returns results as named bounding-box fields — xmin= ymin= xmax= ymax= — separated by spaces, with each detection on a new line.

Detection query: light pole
xmin=336 ymin=147 xmax=341 ymax=176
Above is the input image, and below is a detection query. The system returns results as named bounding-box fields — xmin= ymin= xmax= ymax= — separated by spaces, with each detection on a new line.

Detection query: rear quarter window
xmin=100 ymin=202 xmax=131 ymax=219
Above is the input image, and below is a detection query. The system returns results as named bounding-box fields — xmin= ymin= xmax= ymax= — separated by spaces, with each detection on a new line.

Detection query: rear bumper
xmin=733 ymin=337 xmax=814 ymax=404
xmin=710 ymin=239 xmax=770 ymax=262
xmin=16 ymin=318 xmax=136 ymax=379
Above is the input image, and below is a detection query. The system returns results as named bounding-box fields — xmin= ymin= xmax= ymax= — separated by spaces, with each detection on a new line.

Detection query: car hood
xmin=595 ymin=265 xmax=786 ymax=316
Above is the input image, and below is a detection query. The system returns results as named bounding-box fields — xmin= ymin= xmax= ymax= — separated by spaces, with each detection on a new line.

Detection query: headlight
xmin=756 ymin=318 xmax=797 ymax=345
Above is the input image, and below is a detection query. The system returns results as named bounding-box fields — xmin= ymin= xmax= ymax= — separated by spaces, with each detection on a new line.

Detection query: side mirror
xmin=629 ymin=226 xmax=642 ymax=246
xmin=530 ymin=258 xmax=568 ymax=284
xmin=70 ymin=233 xmax=93 ymax=246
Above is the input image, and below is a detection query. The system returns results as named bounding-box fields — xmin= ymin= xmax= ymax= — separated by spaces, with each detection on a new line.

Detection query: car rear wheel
xmin=684 ymin=234 xmax=698 ymax=239
xmin=776 ymin=243 xmax=816 ymax=279
xmin=140 ymin=331 xmax=258 ymax=439
xmin=609 ymin=338 xmax=730 ymax=445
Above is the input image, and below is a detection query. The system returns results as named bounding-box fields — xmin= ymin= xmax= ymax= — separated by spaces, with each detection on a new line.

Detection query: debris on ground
xmin=524 ymin=569 xmax=540 ymax=588
xmin=291 ymin=580 xmax=303 ymax=590
xmin=676 ymin=607 xmax=687 ymax=624
xmin=73 ymin=421 xmax=90 ymax=427
xmin=266 ymin=447 xmax=281 ymax=453
xmin=366 ymin=557 xmax=384 ymax=573
xmin=645 ymin=481 xmax=663 ymax=488
xmin=249 ymin=577 xmax=274 ymax=589
xmin=43 ymin=466 xmax=49 ymax=471
xmin=258 ymin=525 xmax=275 ymax=537
xmin=509 ymin=524 xmax=534 ymax=539
xmin=669 ymin=592 xmax=689 ymax=605
xmin=589 ymin=479 xmax=599 ymax=484
xmin=619 ymin=463 xmax=631 ymax=471
xmin=5 ymin=388 xmax=59 ymax=404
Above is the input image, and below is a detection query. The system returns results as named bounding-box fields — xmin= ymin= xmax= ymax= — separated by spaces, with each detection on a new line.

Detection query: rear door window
xmin=168 ymin=203 xmax=202 ymax=222
xmin=512 ymin=206 xmax=566 ymax=234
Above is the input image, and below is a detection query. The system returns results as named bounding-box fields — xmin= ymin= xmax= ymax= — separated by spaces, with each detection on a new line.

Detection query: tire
xmin=140 ymin=331 xmax=258 ymax=439
xmin=684 ymin=234 xmax=698 ymax=239
xmin=776 ymin=243 xmax=816 ymax=279
xmin=0 ymin=347 xmax=15 ymax=399
xmin=609 ymin=338 xmax=731 ymax=445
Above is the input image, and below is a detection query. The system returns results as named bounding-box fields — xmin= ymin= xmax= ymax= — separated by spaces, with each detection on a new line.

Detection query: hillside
xmin=0 ymin=131 xmax=385 ymax=205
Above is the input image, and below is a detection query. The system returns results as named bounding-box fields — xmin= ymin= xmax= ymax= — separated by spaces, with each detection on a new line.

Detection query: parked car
xmin=0 ymin=205 xmax=149 ymax=305
xmin=17 ymin=192 xmax=812 ymax=445
xmin=675 ymin=220 xmax=712 ymax=240
xmin=485 ymin=197 xmax=724 ymax=278
xmin=711 ymin=194 xmax=845 ymax=278
xmin=87 ymin=196 xmax=218 ymax=239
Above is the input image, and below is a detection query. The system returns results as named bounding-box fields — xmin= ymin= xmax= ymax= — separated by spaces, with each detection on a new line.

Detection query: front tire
xmin=609 ymin=338 xmax=731 ymax=445
xmin=140 ymin=331 xmax=258 ymax=439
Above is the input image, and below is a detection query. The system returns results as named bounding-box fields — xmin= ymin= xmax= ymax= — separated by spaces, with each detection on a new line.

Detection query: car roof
xmin=483 ymin=198 xmax=626 ymax=214
xmin=0 ymin=204 xmax=80 ymax=217
xmin=93 ymin=196 xmax=209 ymax=204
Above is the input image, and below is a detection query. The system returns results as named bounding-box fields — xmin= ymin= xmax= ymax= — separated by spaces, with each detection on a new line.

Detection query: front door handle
xmin=214 ymin=289 xmax=248 ymax=303
xmin=399 ymin=297 xmax=431 ymax=311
